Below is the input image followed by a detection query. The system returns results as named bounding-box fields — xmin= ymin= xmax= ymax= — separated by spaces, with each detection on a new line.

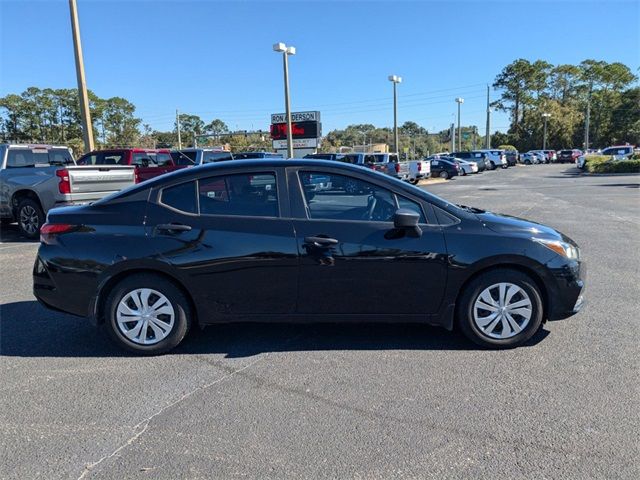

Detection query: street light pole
xmin=455 ymin=97 xmax=464 ymax=152
xmin=68 ymin=0 xmax=94 ymax=153
xmin=273 ymin=43 xmax=296 ymax=159
xmin=542 ymin=113 xmax=551 ymax=150
xmin=388 ymin=75 xmax=402 ymax=154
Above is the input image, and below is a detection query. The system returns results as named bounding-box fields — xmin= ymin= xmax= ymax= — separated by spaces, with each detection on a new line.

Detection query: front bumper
xmin=546 ymin=259 xmax=586 ymax=321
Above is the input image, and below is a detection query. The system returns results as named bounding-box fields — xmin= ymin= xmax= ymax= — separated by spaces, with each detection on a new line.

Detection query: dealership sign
xmin=272 ymin=138 xmax=318 ymax=149
xmin=270 ymin=111 xmax=320 ymax=124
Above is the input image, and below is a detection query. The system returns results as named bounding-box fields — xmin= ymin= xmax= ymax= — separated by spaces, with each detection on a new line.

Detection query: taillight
xmin=56 ymin=169 xmax=70 ymax=194
xmin=134 ymin=169 xmax=141 ymax=184
xmin=395 ymin=163 xmax=400 ymax=173
xmin=40 ymin=223 xmax=77 ymax=244
xmin=417 ymin=163 xmax=422 ymax=172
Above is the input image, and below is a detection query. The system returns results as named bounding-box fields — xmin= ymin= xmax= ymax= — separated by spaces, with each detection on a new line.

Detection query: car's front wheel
xmin=457 ymin=269 xmax=544 ymax=348
xmin=104 ymin=274 xmax=192 ymax=354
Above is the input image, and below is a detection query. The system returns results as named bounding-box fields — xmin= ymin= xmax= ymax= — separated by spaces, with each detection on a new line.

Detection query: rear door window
xmin=198 ymin=173 xmax=279 ymax=217
xmin=132 ymin=153 xmax=158 ymax=167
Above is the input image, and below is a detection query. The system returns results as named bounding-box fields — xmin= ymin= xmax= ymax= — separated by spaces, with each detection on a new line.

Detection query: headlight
xmin=533 ymin=238 xmax=580 ymax=260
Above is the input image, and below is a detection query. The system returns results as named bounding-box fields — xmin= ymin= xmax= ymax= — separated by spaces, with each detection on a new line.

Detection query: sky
xmin=1 ymin=0 xmax=639 ymax=136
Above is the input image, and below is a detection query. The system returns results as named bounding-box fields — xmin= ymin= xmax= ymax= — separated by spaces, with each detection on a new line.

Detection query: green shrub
xmin=498 ymin=144 xmax=517 ymax=151
xmin=585 ymin=155 xmax=640 ymax=173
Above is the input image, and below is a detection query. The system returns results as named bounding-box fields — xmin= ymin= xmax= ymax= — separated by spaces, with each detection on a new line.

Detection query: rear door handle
xmin=156 ymin=223 xmax=192 ymax=233
xmin=304 ymin=236 xmax=338 ymax=247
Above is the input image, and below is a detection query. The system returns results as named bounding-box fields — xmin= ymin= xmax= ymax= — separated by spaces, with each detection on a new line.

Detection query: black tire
xmin=439 ymin=171 xmax=449 ymax=179
xmin=409 ymin=178 xmax=419 ymax=185
xmin=490 ymin=161 xmax=496 ymax=170
xmin=103 ymin=274 xmax=192 ymax=355
xmin=17 ymin=198 xmax=44 ymax=239
xmin=456 ymin=269 xmax=544 ymax=348
xmin=525 ymin=160 xmax=531 ymax=165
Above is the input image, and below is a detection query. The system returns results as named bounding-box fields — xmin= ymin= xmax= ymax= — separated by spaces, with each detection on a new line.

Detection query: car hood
xmin=475 ymin=211 xmax=576 ymax=245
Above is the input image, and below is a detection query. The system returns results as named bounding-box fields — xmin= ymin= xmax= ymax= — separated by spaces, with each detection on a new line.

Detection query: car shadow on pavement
xmin=0 ymin=224 xmax=35 ymax=243
xmin=0 ymin=301 xmax=549 ymax=358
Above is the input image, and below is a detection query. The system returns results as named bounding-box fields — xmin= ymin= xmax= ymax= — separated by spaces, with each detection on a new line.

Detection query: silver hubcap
xmin=116 ymin=288 xmax=175 ymax=345
xmin=473 ymin=283 xmax=532 ymax=339
xmin=19 ymin=206 xmax=39 ymax=235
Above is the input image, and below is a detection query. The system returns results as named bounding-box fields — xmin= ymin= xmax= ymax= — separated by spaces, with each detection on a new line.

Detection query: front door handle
xmin=304 ymin=236 xmax=338 ymax=247
xmin=156 ymin=223 xmax=192 ymax=233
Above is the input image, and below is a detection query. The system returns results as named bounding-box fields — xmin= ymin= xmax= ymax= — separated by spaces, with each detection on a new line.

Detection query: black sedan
xmin=34 ymin=160 xmax=585 ymax=354
xmin=429 ymin=158 xmax=460 ymax=179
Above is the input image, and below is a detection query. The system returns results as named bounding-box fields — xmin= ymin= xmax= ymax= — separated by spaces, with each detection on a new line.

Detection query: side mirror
xmin=393 ymin=209 xmax=422 ymax=237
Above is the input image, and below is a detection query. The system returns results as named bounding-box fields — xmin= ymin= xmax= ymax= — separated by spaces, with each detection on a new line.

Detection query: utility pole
xmin=273 ymin=43 xmax=296 ymax=159
xmin=542 ymin=113 xmax=551 ymax=150
xmin=68 ymin=0 xmax=94 ymax=153
xmin=485 ymin=85 xmax=491 ymax=148
xmin=584 ymin=81 xmax=592 ymax=151
xmin=388 ymin=75 xmax=402 ymax=154
xmin=450 ymin=123 xmax=455 ymax=153
xmin=176 ymin=109 xmax=182 ymax=149
xmin=455 ymin=97 xmax=464 ymax=152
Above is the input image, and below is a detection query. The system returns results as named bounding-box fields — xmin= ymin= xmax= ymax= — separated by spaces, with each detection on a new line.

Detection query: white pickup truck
xmin=0 ymin=144 xmax=136 ymax=238
xmin=398 ymin=159 xmax=431 ymax=184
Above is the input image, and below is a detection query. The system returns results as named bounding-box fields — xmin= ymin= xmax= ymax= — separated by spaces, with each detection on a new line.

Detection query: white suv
xmin=577 ymin=145 xmax=634 ymax=169
xmin=474 ymin=149 xmax=508 ymax=170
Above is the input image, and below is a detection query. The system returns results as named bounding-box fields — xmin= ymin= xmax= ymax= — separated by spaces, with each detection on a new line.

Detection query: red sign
xmin=270 ymin=121 xmax=320 ymax=140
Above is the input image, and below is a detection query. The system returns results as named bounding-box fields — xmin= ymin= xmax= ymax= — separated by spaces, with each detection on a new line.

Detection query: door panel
xmin=291 ymin=169 xmax=448 ymax=315
xmin=145 ymin=173 xmax=298 ymax=318
xmin=294 ymin=220 xmax=448 ymax=314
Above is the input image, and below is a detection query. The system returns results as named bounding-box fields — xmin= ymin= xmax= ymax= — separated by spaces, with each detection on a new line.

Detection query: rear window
xmin=161 ymin=181 xmax=197 ymax=213
xmin=6 ymin=147 xmax=73 ymax=167
xmin=171 ymin=151 xmax=197 ymax=166
xmin=202 ymin=152 xmax=233 ymax=164
xmin=132 ymin=153 xmax=159 ymax=167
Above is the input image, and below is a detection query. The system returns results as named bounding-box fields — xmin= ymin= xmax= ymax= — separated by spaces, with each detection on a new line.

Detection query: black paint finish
xmin=33 ymin=160 xmax=585 ymax=331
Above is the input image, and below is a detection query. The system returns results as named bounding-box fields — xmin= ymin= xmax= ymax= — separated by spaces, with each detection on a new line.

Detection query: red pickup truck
xmin=76 ymin=148 xmax=187 ymax=183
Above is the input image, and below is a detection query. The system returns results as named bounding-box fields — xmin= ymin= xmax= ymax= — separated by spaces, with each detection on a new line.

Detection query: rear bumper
xmin=33 ymin=252 xmax=92 ymax=318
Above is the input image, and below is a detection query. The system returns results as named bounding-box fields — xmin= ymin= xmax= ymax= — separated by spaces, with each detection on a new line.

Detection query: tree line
xmin=1 ymin=59 xmax=637 ymax=154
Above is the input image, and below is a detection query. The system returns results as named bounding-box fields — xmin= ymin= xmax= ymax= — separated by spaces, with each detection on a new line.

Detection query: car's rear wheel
xmin=490 ymin=161 xmax=496 ymax=170
xmin=409 ymin=178 xmax=419 ymax=185
xmin=17 ymin=198 xmax=44 ymax=239
xmin=439 ymin=171 xmax=449 ymax=179
xmin=104 ymin=274 xmax=192 ymax=355
xmin=457 ymin=269 xmax=544 ymax=348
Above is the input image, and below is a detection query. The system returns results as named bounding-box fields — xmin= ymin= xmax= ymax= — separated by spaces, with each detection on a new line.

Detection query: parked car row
xmin=0 ymin=144 xmax=286 ymax=238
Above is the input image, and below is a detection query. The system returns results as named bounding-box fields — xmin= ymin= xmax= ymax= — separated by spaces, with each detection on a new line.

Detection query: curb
xmin=417 ymin=178 xmax=448 ymax=186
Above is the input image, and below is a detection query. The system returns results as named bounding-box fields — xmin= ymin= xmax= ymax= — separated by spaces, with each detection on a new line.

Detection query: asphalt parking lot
xmin=1 ymin=164 xmax=638 ymax=479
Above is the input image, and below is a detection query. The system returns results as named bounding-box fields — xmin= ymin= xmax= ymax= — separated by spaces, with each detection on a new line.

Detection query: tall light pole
xmin=485 ymin=85 xmax=491 ymax=148
xmin=455 ymin=97 xmax=464 ymax=152
xmin=388 ymin=75 xmax=402 ymax=154
xmin=68 ymin=0 xmax=94 ymax=153
xmin=273 ymin=43 xmax=296 ymax=159
xmin=542 ymin=113 xmax=551 ymax=150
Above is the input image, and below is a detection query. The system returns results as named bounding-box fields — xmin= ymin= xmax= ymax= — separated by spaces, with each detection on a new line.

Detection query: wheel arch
xmin=11 ymin=189 xmax=43 ymax=215
xmin=93 ymin=267 xmax=199 ymax=328
xmin=453 ymin=262 xmax=550 ymax=325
